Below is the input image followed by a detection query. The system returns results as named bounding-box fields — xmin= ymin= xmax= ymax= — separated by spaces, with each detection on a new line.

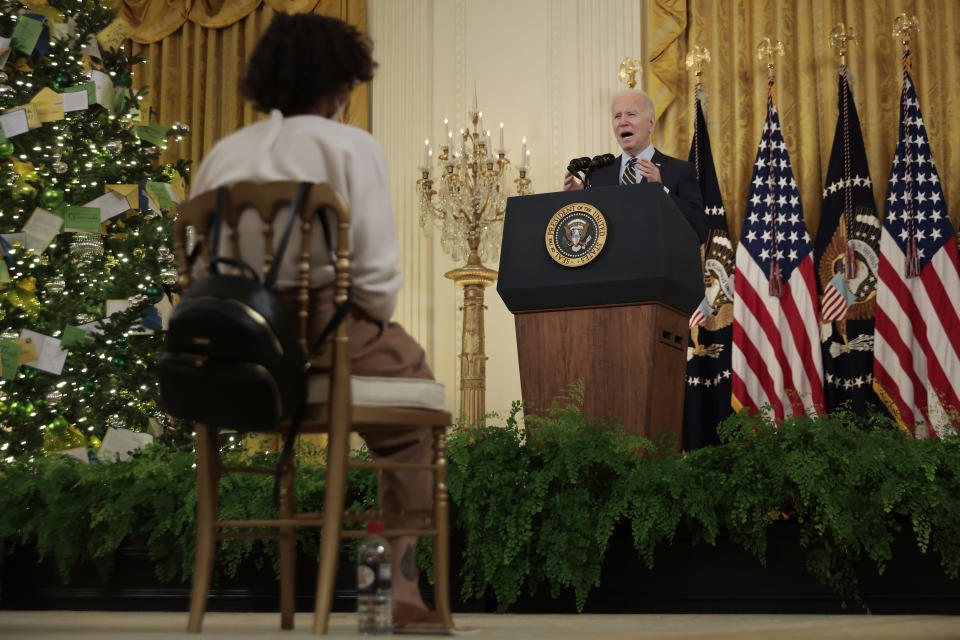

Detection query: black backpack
xmin=159 ymin=182 xmax=350 ymax=433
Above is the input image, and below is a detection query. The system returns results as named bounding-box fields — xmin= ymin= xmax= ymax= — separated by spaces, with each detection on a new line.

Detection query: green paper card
xmin=61 ymin=325 xmax=91 ymax=348
xmin=0 ymin=340 xmax=22 ymax=380
xmin=11 ymin=16 xmax=42 ymax=54
xmin=136 ymin=122 xmax=167 ymax=147
xmin=63 ymin=206 xmax=101 ymax=232
xmin=0 ymin=260 xmax=9 ymax=284
xmin=146 ymin=182 xmax=174 ymax=209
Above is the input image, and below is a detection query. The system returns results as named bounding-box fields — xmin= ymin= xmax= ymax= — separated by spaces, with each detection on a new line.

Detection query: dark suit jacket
xmin=589 ymin=150 xmax=707 ymax=243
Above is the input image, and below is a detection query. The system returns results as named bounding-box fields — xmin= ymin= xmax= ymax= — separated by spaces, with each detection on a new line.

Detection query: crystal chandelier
xmin=415 ymin=97 xmax=533 ymax=425
xmin=417 ymin=105 xmax=533 ymax=267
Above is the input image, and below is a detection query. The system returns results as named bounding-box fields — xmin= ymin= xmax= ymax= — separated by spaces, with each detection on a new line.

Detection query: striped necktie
xmin=620 ymin=157 xmax=637 ymax=185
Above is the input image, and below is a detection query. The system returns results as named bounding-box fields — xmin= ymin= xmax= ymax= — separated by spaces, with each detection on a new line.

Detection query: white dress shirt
xmin=191 ymin=110 xmax=404 ymax=322
xmin=618 ymin=143 xmax=655 ymax=182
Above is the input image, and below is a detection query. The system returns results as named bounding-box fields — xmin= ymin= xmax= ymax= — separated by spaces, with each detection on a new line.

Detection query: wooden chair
xmin=171 ymin=181 xmax=454 ymax=635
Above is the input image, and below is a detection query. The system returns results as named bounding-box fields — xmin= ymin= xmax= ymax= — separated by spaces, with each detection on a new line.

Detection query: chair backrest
xmin=172 ymin=181 xmax=352 ymax=355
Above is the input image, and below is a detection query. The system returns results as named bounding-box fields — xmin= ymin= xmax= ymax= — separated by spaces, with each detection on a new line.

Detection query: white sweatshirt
xmin=191 ymin=110 xmax=404 ymax=321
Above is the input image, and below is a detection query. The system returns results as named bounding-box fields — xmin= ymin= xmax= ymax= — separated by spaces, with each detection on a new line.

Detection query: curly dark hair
xmin=243 ymin=13 xmax=376 ymax=115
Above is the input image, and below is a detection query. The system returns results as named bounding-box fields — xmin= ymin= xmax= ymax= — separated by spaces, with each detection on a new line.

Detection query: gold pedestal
xmin=444 ymin=263 xmax=498 ymax=426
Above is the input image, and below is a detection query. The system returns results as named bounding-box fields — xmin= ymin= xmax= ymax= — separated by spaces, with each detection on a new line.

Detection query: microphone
xmin=582 ymin=154 xmax=617 ymax=188
xmin=588 ymin=153 xmax=617 ymax=171
xmin=566 ymin=157 xmax=592 ymax=185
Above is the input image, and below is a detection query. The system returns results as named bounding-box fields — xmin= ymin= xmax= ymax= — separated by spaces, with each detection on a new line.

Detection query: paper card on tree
xmin=0 ymin=108 xmax=31 ymax=138
xmin=146 ymin=182 xmax=178 ymax=209
xmin=85 ymin=190 xmax=131 ymax=222
xmin=0 ymin=261 xmax=9 ymax=284
xmin=106 ymin=184 xmax=139 ymax=209
xmin=99 ymin=427 xmax=153 ymax=462
xmin=63 ymin=205 xmax=101 ymax=232
xmin=18 ymin=329 xmax=67 ymax=375
xmin=81 ymin=32 xmax=100 ymax=58
xmin=0 ymin=36 xmax=11 ymax=68
xmin=58 ymin=447 xmax=90 ymax=463
xmin=136 ymin=122 xmax=167 ymax=147
xmin=128 ymin=96 xmax=150 ymax=126
xmin=89 ymin=69 xmax=114 ymax=113
xmin=61 ymin=324 xmax=92 ymax=349
xmin=11 ymin=16 xmax=43 ymax=54
xmin=22 ymin=207 xmax=63 ymax=254
xmin=0 ymin=340 xmax=22 ymax=380
xmin=12 ymin=336 xmax=38 ymax=364
xmin=52 ymin=16 xmax=76 ymax=41
xmin=0 ymin=232 xmax=26 ymax=250
xmin=96 ymin=15 xmax=134 ymax=52
xmin=30 ymin=87 xmax=65 ymax=123
xmin=61 ymin=83 xmax=92 ymax=112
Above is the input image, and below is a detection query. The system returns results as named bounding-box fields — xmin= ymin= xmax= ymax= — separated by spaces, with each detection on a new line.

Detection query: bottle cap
xmin=367 ymin=520 xmax=385 ymax=534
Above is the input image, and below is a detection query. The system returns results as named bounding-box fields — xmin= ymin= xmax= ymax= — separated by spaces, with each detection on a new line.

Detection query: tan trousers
xmin=279 ymin=288 xmax=434 ymax=528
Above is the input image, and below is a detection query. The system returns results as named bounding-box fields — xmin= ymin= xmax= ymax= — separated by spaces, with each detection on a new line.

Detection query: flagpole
xmin=685 ymin=46 xmax=711 ymax=287
xmin=829 ymin=23 xmax=859 ymax=281
xmin=893 ymin=14 xmax=921 ymax=278
xmin=756 ymin=37 xmax=784 ymax=297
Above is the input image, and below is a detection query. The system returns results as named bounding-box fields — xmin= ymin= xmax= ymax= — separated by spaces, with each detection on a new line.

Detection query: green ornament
xmin=49 ymin=415 xmax=69 ymax=430
xmin=112 ymin=356 xmax=126 ymax=368
xmin=25 ymin=368 xmax=38 ymax=379
xmin=162 ymin=165 xmax=177 ymax=179
xmin=84 ymin=380 xmax=96 ymax=391
xmin=116 ymin=335 xmax=128 ymax=346
xmin=116 ymin=74 xmax=132 ymax=87
xmin=145 ymin=284 xmax=162 ymax=301
xmin=40 ymin=187 xmax=65 ymax=209
xmin=0 ymin=140 xmax=13 ymax=157
xmin=54 ymin=73 xmax=71 ymax=90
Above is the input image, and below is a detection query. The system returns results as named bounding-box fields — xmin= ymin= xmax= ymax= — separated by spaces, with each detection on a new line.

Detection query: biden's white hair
xmin=611 ymin=89 xmax=655 ymax=119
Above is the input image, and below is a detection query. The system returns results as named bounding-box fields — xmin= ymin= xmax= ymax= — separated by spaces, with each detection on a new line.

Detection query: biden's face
xmin=611 ymin=93 xmax=654 ymax=157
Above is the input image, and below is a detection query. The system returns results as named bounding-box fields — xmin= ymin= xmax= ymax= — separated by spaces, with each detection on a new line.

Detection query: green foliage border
xmin=2 ymin=382 xmax=959 ymax=613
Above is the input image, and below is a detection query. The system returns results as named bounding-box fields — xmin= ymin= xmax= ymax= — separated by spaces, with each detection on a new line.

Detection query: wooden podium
xmin=497 ymin=184 xmax=702 ymax=448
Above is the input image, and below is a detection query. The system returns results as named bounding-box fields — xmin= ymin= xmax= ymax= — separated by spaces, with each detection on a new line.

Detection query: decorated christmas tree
xmin=0 ymin=1 xmax=189 ymax=460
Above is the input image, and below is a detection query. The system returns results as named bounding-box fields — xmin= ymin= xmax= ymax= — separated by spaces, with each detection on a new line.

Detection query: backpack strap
xmin=263 ymin=181 xmax=312 ymax=288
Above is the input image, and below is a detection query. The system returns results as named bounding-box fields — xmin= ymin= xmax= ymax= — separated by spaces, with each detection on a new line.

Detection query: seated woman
xmin=190 ymin=12 xmax=442 ymax=631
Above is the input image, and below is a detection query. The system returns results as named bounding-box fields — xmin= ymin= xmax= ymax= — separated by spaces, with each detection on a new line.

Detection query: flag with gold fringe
xmin=813 ymin=69 xmax=885 ymax=414
xmin=873 ymin=53 xmax=960 ymax=438
xmin=682 ymin=89 xmax=733 ymax=449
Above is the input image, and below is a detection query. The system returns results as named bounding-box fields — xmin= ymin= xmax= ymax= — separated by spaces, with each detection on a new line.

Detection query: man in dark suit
xmin=563 ymin=89 xmax=707 ymax=243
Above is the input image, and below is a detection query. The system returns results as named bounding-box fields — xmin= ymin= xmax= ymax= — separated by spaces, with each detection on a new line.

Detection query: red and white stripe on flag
xmin=873 ymin=66 xmax=960 ymax=438
xmin=731 ymin=94 xmax=825 ymax=419
xmin=821 ymin=272 xmax=853 ymax=323
xmin=689 ymin=296 xmax=714 ymax=328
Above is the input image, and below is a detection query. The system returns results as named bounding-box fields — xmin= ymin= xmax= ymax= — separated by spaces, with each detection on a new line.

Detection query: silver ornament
xmin=52 ymin=159 xmax=69 ymax=174
xmin=106 ymin=415 xmax=123 ymax=429
xmin=0 ymin=71 xmax=7 ymax=83
xmin=105 ymin=140 xmax=122 ymax=154
xmin=45 ymin=276 xmax=66 ymax=296
xmin=157 ymin=246 xmax=174 ymax=263
xmin=161 ymin=267 xmax=177 ymax=286
xmin=0 ymin=85 xmax=13 ymax=98
xmin=69 ymin=232 xmax=104 ymax=263
xmin=75 ymin=313 xmax=96 ymax=324
xmin=45 ymin=389 xmax=63 ymax=406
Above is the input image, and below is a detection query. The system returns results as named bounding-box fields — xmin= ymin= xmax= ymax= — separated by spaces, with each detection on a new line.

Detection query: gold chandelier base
xmin=445 ymin=263 xmax=498 ymax=426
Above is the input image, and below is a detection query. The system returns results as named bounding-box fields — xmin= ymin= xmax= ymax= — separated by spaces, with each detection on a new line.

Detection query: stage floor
xmin=0 ymin=610 xmax=957 ymax=639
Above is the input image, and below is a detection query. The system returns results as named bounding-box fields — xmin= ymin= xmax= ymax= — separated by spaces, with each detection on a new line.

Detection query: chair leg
xmin=187 ymin=425 xmax=219 ymax=633
xmin=313 ymin=421 xmax=349 ymax=635
xmin=433 ymin=427 xmax=454 ymax=629
xmin=279 ymin=456 xmax=297 ymax=630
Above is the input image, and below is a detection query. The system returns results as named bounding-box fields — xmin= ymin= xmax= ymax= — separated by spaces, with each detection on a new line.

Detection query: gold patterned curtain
xmin=125 ymin=0 xmax=368 ymax=175
xmin=650 ymin=1 xmax=960 ymax=243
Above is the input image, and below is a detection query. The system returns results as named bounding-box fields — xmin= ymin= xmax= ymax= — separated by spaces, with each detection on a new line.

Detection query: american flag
xmin=820 ymin=272 xmax=855 ymax=323
xmin=873 ymin=59 xmax=960 ymax=438
xmin=731 ymin=87 xmax=824 ymax=418
xmin=689 ymin=296 xmax=715 ymax=328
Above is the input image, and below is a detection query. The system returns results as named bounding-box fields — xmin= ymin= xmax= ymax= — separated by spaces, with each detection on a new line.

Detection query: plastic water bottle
xmin=357 ymin=520 xmax=392 ymax=634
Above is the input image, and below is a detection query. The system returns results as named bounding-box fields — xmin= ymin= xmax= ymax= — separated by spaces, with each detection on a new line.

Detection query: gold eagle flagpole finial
xmin=829 ymin=23 xmax=856 ymax=68
xmin=618 ymin=57 xmax=642 ymax=89
xmin=757 ymin=37 xmax=784 ymax=81
xmin=685 ymin=46 xmax=711 ymax=87
xmin=893 ymin=13 xmax=919 ymax=50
